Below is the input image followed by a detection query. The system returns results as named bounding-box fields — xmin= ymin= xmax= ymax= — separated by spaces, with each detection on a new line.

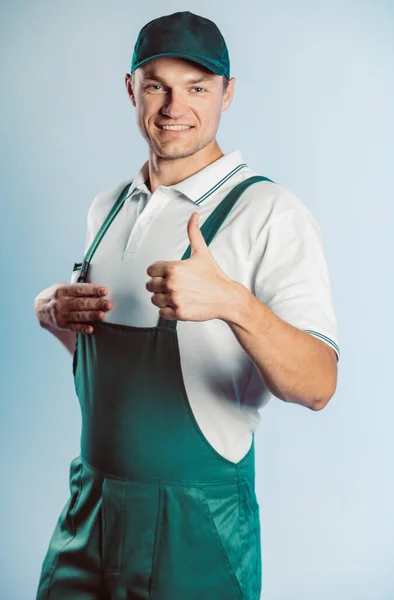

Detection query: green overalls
xmin=36 ymin=174 xmax=273 ymax=599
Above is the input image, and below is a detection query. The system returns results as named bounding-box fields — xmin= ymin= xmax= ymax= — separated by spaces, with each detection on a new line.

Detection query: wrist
xmin=34 ymin=296 xmax=54 ymax=331
xmin=218 ymin=280 xmax=252 ymax=325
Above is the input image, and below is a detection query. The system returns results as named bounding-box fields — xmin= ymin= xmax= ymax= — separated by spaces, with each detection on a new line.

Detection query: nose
xmin=160 ymin=89 xmax=190 ymax=119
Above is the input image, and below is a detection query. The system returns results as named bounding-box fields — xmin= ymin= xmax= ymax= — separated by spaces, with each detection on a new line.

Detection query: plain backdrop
xmin=1 ymin=1 xmax=393 ymax=599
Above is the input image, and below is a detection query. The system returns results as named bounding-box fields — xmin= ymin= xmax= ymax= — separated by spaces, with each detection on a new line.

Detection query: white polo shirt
xmin=71 ymin=149 xmax=340 ymax=463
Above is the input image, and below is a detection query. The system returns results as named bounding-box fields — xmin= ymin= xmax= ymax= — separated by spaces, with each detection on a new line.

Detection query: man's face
xmin=125 ymin=57 xmax=234 ymax=160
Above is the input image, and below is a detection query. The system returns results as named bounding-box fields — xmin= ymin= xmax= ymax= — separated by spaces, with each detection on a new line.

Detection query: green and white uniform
xmin=36 ymin=150 xmax=339 ymax=599
xmin=75 ymin=150 xmax=340 ymax=463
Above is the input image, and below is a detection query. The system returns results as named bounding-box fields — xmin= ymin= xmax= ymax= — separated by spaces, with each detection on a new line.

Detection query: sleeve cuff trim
xmin=303 ymin=329 xmax=340 ymax=360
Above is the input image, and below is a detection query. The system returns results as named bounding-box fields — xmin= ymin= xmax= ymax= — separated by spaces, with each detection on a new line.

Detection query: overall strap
xmin=75 ymin=175 xmax=276 ymax=330
xmin=76 ymin=182 xmax=133 ymax=282
xmin=159 ymin=174 xmax=276 ymax=330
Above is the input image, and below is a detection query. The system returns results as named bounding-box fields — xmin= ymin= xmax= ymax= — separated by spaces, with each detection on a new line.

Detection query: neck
xmin=146 ymin=140 xmax=224 ymax=193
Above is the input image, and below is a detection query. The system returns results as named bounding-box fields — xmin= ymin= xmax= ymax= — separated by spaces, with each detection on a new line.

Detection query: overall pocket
xmin=66 ymin=456 xmax=84 ymax=534
xmin=36 ymin=456 xmax=84 ymax=596
xmin=239 ymin=479 xmax=262 ymax=599
xmin=149 ymin=484 xmax=242 ymax=600
xmin=72 ymin=333 xmax=78 ymax=379
xmin=101 ymin=477 xmax=126 ymax=573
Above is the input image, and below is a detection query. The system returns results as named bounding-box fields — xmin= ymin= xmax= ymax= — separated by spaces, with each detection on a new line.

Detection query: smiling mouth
xmin=155 ymin=124 xmax=194 ymax=133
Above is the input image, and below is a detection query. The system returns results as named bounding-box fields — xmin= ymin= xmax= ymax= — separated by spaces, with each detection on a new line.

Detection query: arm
xmin=221 ymin=282 xmax=337 ymax=411
xmin=34 ymin=192 xmax=98 ymax=356
xmin=219 ymin=204 xmax=340 ymax=411
xmin=38 ymin=322 xmax=77 ymax=356
xmin=34 ymin=187 xmax=121 ymax=353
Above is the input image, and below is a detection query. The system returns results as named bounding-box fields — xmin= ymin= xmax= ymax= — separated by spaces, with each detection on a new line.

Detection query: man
xmin=34 ymin=10 xmax=340 ymax=600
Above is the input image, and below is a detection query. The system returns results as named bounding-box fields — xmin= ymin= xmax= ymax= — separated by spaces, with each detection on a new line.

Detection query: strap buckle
xmin=76 ymin=260 xmax=90 ymax=283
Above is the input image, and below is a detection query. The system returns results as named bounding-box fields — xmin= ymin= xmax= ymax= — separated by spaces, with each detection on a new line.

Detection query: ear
xmin=221 ymin=77 xmax=235 ymax=113
xmin=125 ymin=73 xmax=136 ymax=107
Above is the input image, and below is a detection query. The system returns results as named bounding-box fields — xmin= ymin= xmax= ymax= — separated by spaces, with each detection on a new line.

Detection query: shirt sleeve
xmin=251 ymin=207 xmax=340 ymax=362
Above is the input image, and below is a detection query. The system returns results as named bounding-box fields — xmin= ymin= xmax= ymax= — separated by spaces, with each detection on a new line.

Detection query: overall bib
xmin=36 ymin=174 xmax=273 ymax=600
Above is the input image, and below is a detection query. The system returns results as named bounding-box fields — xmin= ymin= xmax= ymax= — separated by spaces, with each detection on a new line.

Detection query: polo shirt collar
xmin=127 ymin=149 xmax=247 ymax=204
xmin=126 ymin=160 xmax=150 ymax=197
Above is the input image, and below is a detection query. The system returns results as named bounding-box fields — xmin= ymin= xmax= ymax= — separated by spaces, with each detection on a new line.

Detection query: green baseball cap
xmin=130 ymin=11 xmax=230 ymax=79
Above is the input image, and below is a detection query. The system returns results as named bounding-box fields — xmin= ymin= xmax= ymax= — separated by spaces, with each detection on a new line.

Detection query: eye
xmin=192 ymin=87 xmax=205 ymax=93
xmin=147 ymin=84 xmax=164 ymax=91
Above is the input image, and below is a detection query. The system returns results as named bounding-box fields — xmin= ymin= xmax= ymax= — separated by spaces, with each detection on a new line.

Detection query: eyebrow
xmin=141 ymin=73 xmax=216 ymax=85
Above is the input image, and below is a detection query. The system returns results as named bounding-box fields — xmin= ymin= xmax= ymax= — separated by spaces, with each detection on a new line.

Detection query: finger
xmin=67 ymin=310 xmax=107 ymax=323
xmin=145 ymin=277 xmax=168 ymax=293
xmin=57 ymin=283 xmax=109 ymax=298
xmin=146 ymin=261 xmax=170 ymax=278
xmin=67 ymin=323 xmax=94 ymax=334
xmin=67 ymin=297 xmax=113 ymax=312
xmin=151 ymin=292 xmax=175 ymax=308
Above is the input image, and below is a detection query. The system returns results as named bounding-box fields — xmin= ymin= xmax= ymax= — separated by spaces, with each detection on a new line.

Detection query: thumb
xmin=187 ymin=212 xmax=209 ymax=257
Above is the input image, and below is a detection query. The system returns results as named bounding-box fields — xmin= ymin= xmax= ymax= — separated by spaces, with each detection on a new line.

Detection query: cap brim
xmin=131 ymin=52 xmax=225 ymax=76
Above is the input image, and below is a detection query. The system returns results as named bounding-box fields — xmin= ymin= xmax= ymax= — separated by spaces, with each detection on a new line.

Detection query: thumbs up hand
xmin=145 ymin=211 xmax=240 ymax=322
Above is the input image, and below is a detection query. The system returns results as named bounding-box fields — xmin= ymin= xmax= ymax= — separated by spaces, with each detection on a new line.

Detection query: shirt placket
xmin=123 ymin=188 xmax=170 ymax=257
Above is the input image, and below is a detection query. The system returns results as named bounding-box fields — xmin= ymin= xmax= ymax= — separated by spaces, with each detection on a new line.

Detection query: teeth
xmin=161 ymin=125 xmax=192 ymax=130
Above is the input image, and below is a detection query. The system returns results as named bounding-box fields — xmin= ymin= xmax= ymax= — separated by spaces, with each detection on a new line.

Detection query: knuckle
xmin=75 ymin=285 xmax=85 ymax=296
xmin=54 ymin=286 xmax=63 ymax=299
xmin=167 ymin=264 xmax=177 ymax=276
xmin=173 ymin=307 xmax=182 ymax=320
xmin=52 ymin=300 xmax=62 ymax=324
xmin=75 ymin=298 xmax=85 ymax=310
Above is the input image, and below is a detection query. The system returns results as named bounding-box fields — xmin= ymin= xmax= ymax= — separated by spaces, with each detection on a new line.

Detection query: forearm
xmin=39 ymin=323 xmax=77 ymax=356
xmin=220 ymin=282 xmax=337 ymax=410
xmin=34 ymin=294 xmax=76 ymax=356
